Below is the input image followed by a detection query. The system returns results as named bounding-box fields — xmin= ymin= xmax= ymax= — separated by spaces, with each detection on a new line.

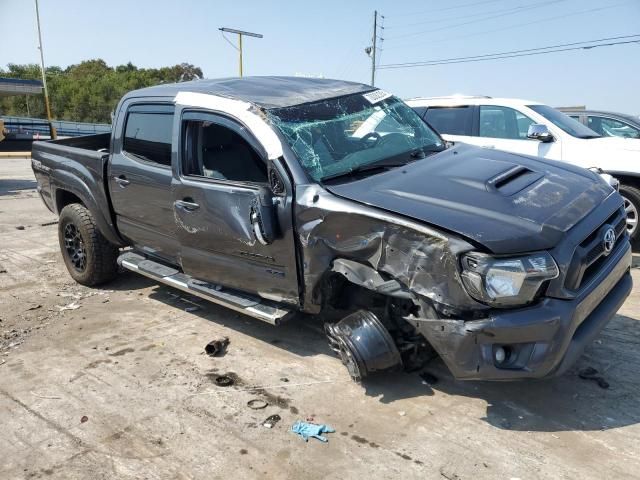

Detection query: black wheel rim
xmin=63 ymin=223 xmax=87 ymax=272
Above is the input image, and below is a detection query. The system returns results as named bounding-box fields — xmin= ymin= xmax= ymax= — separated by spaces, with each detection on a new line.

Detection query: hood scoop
xmin=487 ymin=166 xmax=543 ymax=196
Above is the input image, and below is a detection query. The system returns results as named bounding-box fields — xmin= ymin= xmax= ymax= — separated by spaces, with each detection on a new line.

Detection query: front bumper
xmin=416 ymin=240 xmax=633 ymax=380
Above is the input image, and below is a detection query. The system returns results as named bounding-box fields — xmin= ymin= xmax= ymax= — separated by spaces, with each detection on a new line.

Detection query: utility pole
xmin=371 ymin=10 xmax=377 ymax=86
xmin=34 ymin=0 xmax=55 ymax=138
xmin=219 ymin=28 xmax=263 ymax=77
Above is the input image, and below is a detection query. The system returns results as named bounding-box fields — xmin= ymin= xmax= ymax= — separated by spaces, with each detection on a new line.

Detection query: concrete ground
xmin=1 ymin=156 xmax=639 ymax=480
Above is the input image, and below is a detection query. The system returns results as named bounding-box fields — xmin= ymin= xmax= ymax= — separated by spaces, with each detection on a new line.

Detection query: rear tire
xmin=619 ymin=184 xmax=640 ymax=247
xmin=58 ymin=203 xmax=118 ymax=286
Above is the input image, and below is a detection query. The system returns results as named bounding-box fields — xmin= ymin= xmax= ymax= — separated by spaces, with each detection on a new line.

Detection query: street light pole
xmin=34 ymin=0 xmax=56 ymax=138
xmin=219 ymin=28 xmax=263 ymax=77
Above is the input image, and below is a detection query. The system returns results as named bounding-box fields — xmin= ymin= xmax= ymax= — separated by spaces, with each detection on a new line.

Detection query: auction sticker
xmin=363 ymin=89 xmax=392 ymax=104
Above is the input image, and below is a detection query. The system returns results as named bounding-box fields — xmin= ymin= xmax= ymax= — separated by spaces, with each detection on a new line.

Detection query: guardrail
xmin=2 ymin=116 xmax=111 ymax=139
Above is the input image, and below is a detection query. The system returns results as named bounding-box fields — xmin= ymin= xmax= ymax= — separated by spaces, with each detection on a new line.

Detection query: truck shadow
xmin=363 ymin=313 xmax=640 ymax=433
xmin=102 ymin=271 xmax=640 ymax=433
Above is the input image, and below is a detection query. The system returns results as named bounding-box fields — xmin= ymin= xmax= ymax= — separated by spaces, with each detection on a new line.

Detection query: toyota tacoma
xmin=32 ymin=77 xmax=632 ymax=381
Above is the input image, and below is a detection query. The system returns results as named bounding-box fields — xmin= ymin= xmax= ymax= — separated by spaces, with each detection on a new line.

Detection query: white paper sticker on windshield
xmin=363 ymin=89 xmax=392 ymax=104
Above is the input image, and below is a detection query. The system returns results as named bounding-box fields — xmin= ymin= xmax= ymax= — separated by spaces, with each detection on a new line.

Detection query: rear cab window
xmin=424 ymin=106 xmax=473 ymax=136
xmin=122 ymin=104 xmax=174 ymax=166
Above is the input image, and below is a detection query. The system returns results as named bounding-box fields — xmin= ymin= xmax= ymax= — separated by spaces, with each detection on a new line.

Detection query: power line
xmin=383 ymin=2 xmax=630 ymax=51
xmin=390 ymin=0 xmax=507 ymax=18
xmin=385 ymin=0 xmax=559 ymax=30
xmin=385 ymin=0 xmax=565 ymax=41
xmin=377 ymin=35 xmax=640 ymax=69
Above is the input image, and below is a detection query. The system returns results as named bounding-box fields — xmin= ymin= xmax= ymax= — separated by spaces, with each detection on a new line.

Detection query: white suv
xmin=406 ymin=96 xmax=640 ymax=244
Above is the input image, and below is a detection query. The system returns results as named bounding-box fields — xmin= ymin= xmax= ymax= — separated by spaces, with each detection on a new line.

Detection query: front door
xmin=171 ymin=111 xmax=299 ymax=306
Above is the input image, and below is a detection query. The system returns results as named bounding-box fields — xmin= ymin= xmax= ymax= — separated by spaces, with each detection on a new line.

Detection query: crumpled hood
xmin=326 ymin=143 xmax=614 ymax=254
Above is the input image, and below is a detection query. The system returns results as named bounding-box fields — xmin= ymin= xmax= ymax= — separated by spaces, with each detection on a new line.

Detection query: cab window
xmin=479 ymin=106 xmax=535 ymax=140
xmin=588 ymin=116 xmax=640 ymax=138
xmin=182 ymin=120 xmax=267 ymax=183
xmin=423 ymin=106 xmax=473 ymax=136
xmin=122 ymin=105 xmax=174 ymax=166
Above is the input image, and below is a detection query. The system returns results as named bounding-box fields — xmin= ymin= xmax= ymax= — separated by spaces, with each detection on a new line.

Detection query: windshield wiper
xmin=320 ymin=145 xmax=445 ymax=183
xmin=321 ymin=161 xmax=406 ymax=183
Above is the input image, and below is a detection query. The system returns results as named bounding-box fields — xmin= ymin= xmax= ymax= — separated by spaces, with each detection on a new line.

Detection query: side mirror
xmin=527 ymin=124 xmax=554 ymax=143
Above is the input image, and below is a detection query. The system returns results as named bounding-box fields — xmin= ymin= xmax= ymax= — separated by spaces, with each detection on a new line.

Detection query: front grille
xmin=564 ymin=207 xmax=627 ymax=291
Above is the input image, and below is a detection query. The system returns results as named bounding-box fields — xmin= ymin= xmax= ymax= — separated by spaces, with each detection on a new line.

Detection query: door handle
xmin=114 ymin=175 xmax=130 ymax=187
xmin=174 ymin=199 xmax=200 ymax=212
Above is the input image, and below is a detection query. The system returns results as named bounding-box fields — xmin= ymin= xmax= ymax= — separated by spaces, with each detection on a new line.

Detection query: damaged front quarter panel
xmin=295 ymin=183 xmax=487 ymax=317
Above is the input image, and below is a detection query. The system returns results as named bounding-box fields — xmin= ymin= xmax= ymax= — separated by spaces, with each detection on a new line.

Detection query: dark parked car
xmin=559 ymin=108 xmax=640 ymax=139
xmin=31 ymin=77 xmax=632 ymax=382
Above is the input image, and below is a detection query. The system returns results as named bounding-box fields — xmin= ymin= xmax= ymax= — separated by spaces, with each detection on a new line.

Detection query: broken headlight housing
xmin=460 ymin=252 xmax=559 ymax=308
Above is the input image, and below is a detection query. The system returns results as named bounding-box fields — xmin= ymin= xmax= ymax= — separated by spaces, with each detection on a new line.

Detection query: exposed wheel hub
xmin=63 ymin=223 xmax=86 ymax=272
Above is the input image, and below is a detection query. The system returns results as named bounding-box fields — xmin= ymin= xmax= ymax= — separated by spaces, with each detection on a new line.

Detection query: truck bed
xmin=31 ymin=133 xmax=123 ymax=246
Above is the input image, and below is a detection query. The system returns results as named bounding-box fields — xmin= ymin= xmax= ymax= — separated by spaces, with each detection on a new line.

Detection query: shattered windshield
xmin=268 ymin=92 xmax=444 ymax=182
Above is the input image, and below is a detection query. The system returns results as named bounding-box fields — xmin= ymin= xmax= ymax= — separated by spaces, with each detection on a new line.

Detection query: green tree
xmin=0 ymin=59 xmax=204 ymax=123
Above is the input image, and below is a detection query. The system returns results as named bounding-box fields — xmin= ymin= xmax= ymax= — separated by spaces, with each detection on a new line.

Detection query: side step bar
xmin=117 ymin=251 xmax=294 ymax=325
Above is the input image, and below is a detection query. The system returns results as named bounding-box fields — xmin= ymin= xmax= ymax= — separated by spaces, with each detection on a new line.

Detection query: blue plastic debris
xmin=291 ymin=420 xmax=335 ymax=443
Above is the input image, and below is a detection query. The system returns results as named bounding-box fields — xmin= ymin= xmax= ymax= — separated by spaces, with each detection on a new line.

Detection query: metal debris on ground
xmin=291 ymin=421 xmax=335 ymax=442
xmin=58 ymin=302 xmax=81 ymax=312
xmin=247 ymin=399 xmax=268 ymax=410
xmin=214 ymin=375 xmax=235 ymax=387
xmin=578 ymin=367 xmax=610 ymax=389
xmin=204 ymin=336 xmax=229 ymax=357
xmin=263 ymin=414 xmax=281 ymax=429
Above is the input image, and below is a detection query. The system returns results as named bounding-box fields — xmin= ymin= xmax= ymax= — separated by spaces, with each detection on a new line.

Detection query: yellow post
xmin=239 ymin=33 xmax=243 ymax=77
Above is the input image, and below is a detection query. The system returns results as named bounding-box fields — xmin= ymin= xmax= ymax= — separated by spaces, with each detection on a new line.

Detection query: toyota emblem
xmin=602 ymin=227 xmax=616 ymax=255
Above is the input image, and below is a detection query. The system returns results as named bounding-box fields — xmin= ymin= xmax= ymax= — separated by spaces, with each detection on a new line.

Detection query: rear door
xmin=422 ymin=105 xmax=475 ymax=144
xmin=172 ymin=110 xmax=299 ymax=305
xmin=109 ymin=101 xmax=180 ymax=262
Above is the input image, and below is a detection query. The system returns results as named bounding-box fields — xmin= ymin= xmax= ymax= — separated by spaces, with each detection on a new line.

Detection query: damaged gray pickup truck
xmin=32 ymin=77 xmax=633 ymax=381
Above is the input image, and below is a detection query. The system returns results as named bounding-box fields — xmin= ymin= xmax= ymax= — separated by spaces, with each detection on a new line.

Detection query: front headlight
xmin=460 ymin=251 xmax=559 ymax=307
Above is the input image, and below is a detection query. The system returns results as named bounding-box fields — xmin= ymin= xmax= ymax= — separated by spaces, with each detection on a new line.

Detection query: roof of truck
xmin=125 ymin=76 xmax=375 ymax=109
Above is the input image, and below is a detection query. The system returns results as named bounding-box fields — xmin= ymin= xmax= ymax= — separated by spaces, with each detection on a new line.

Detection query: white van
xmin=406 ymin=96 xmax=640 ymax=243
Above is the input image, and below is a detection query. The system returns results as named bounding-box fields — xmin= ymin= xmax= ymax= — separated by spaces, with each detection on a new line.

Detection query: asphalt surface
xmin=1 ymin=156 xmax=639 ymax=479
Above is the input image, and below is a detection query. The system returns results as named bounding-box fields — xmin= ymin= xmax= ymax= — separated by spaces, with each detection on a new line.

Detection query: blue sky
xmin=1 ymin=0 xmax=639 ymax=113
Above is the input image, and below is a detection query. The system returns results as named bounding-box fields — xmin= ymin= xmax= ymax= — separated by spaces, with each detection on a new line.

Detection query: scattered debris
xmin=578 ymin=367 xmax=610 ymax=389
xmin=280 ymin=377 xmax=289 ymax=383
xmin=58 ymin=302 xmax=81 ymax=312
xmin=204 ymin=336 xmax=229 ymax=357
xmin=214 ymin=375 xmax=235 ymax=387
xmin=398 ymin=411 xmax=407 ymax=416
xmin=247 ymin=399 xmax=268 ymax=410
xmin=80 ymin=415 xmax=89 ymax=423
xmin=26 ymin=304 xmax=42 ymax=312
xmin=40 ymin=221 xmax=58 ymax=227
xmin=291 ymin=421 xmax=335 ymax=442
xmin=419 ymin=371 xmax=438 ymax=386
xmin=185 ymin=306 xmax=200 ymax=313
xmin=0 ymin=269 xmax=6 ymax=274
xmin=263 ymin=414 xmax=281 ymax=429
xmin=15 ymin=226 xmax=25 ymax=230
